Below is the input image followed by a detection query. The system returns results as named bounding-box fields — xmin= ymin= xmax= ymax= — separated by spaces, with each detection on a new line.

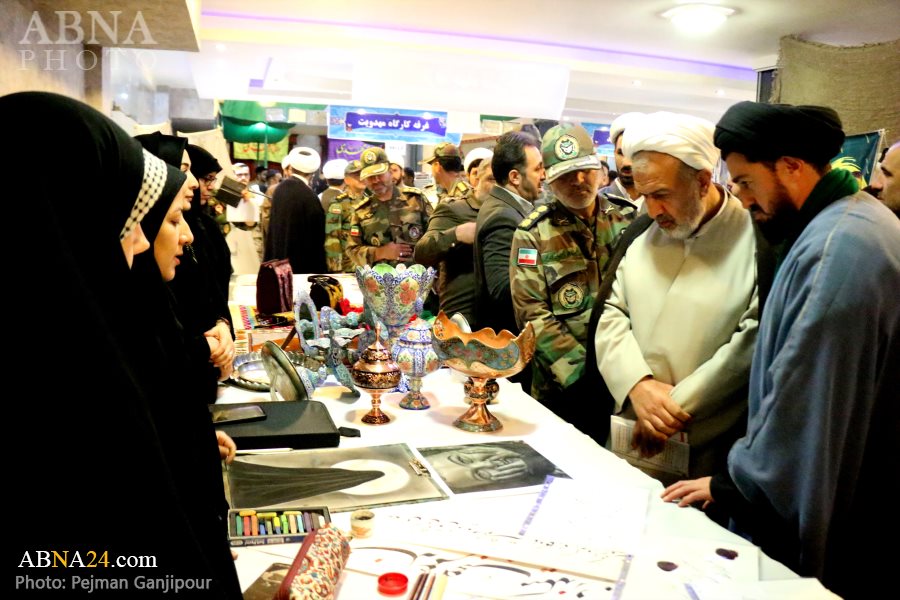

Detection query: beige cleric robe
xmin=594 ymin=192 xmax=758 ymax=478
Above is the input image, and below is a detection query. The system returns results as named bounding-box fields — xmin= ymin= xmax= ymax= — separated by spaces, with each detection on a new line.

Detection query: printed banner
xmin=832 ymin=130 xmax=884 ymax=186
xmin=233 ymin=137 xmax=289 ymax=163
xmin=327 ymin=139 xmax=381 ymax=162
xmin=328 ymin=105 xmax=461 ymax=145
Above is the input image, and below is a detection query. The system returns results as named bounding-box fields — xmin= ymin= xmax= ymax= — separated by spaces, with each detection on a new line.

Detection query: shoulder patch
xmin=400 ymin=185 xmax=424 ymax=195
xmin=516 ymin=248 xmax=538 ymax=267
xmin=335 ymin=192 xmax=350 ymax=200
xmin=328 ymin=203 xmax=342 ymax=215
xmin=351 ymin=196 xmax=371 ymax=210
xmin=517 ymin=204 xmax=552 ymax=230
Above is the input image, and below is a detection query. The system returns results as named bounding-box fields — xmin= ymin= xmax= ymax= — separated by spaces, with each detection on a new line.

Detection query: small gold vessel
xmin=350 ymin=323 xmax=401 ymax=425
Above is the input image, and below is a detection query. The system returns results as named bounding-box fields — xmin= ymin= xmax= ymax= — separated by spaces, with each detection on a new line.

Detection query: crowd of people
xmin=8 ymin=89 xmax=898 ymax=599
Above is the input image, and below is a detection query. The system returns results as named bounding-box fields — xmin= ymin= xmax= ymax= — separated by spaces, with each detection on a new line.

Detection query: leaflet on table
xmin=609 ymin=415 xmax=689 ymax=476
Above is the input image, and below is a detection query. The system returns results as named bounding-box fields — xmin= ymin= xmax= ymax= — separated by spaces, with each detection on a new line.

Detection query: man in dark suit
xmin=474 ymin=131 xmax=545 ymax=334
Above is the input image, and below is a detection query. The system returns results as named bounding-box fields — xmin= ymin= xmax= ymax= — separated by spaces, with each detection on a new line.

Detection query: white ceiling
xmin=137 ymin=0 xmax=900 ymax=126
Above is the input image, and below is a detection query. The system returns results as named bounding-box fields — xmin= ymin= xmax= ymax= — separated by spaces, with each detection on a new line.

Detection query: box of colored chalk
xmin=227 ymin=506 xmax=331 ymax=547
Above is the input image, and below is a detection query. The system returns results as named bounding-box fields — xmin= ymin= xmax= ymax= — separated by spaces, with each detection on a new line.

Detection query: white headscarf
xmin=622 ymin=111 xmax=719 ymax=172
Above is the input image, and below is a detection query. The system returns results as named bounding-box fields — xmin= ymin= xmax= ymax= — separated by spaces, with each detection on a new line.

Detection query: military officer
xmin=423 ymin=142 xmax=472 ymax=204
xmin=510 ymin=124 xmax=630 ymax=427
xmin=346 ymin=147 xmax=433 ymax=267
xmin=325 ymin=159 xmax=367 ymax=272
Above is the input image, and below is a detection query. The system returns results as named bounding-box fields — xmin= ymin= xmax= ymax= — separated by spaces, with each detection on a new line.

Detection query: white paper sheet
xmin=519 ymin=476 xmax=649 ymax=552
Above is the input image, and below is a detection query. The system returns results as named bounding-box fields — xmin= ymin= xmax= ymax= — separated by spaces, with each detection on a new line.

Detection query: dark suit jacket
xmin=473 ymin=185 xmax=533 ymax=333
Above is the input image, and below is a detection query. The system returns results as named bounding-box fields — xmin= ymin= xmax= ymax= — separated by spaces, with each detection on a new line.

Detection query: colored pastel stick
xmin=288 ymin=514 xmax=297 ymax=534
xmin=235 ymin=515 xmax=243 ymax=537
xmin=243 ymin=516 xmax=250 ymax=535
xmin=251 ymin=515 xmax=259 ymax=536
xmin=266 ymin=519 xmax=274 ymax=534
xmin=303 ymin=512 xmax=312 ymax=532
xmin=281 ymin=515 xmax=289 ymax=533
xmin=273 ymin=519 xmax=281 ymax=535
xmin=316 ymin=513 xmax=325 ymax=528
xmin=259 ymin=522 xmax=266 ymax=535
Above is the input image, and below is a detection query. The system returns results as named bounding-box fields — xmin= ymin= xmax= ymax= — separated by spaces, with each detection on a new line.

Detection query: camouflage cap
xmin=541 ymin=123 xmax=601 ymax=183
xmin=420 ymin=141 xmax=461 ymax=164
xmin=345 ymin=159 xmax=363 ymax=176
xmin=359 ymin=147 xmax=390 ymax=179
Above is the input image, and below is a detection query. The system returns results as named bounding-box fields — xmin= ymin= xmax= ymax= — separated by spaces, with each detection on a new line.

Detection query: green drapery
xmin=219 ymin=100 xmax=328 ymax=143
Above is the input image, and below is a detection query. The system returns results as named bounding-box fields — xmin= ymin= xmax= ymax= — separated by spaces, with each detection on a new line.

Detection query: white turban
xmin=608 ymin=112 xmax=646 ymax=145
xmin=622 ymin=111 xmax=719 ymax=172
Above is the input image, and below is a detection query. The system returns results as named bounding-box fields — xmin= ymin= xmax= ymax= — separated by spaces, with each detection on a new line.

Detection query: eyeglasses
xmin=201 ymin=175 xmax=218 ymax=185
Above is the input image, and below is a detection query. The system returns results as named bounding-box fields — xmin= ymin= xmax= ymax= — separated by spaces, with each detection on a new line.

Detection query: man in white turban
xmin=593 ymin=111 xmax=762 ymax=492
xmin=600 ymin=112 xmax=646 ymax=207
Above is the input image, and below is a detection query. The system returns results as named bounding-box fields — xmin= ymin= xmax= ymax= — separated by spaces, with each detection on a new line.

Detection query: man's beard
xmin=751 ymin=181 xmax=800 ymax=244
xmin=618 ymin=167 xmax=634 ymax=188
xmin=656 ymin=183 xmax=704 ymax=240
xmin=556 ymin=183 xmax=598 ymax=211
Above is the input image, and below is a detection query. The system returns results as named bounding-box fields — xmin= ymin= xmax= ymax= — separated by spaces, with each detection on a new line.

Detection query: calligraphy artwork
xmin=345 ymin=542 xmax=629 ymax=600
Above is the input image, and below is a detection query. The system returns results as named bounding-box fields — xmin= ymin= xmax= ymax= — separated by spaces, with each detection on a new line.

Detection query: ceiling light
xmin=715 ymin=89 xmax=726 ymax=96
xmin=632 ymin=80 xmax=642 ymax=87
xmin=662 ymin=3 xmax=735 ymax=35
xmin=215 ymin=43 xmax=227 ymax=52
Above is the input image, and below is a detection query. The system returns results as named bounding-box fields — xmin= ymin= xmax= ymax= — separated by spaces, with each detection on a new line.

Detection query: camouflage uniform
xmin=324 ymin=190 xmax=364 ymax=272
xmin=437 ymin=176 xmax=472 ymax=204
xmin=511 ymin=200 xmax=629 ymax=400
xmin=510 ymin=123 xmax=631 ymax=403
xmin=345 ymin=184 xmax=433 ymax=267
xmin=324 ymin=160 xmax=365 ymax=273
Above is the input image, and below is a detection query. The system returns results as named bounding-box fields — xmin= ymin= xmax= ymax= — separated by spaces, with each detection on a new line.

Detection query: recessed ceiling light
xmin=119 ymin=92 xmax=128 ymax=100
xmin=715 ymin=89 xmax=726 ymax=96
xmin=662 ymin=3 xmax=736 ymax=35
xmin=632 ymin=80 xmax=642 ymax=87
xmin=215 ymin=43 xmax=227 ymax=52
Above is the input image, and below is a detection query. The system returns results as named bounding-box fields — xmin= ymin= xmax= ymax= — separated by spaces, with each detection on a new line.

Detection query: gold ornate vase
xmin=430 ymin=312 xmax=535 ymax=433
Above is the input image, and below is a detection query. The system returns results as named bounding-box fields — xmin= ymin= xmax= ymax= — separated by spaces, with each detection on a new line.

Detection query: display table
xmin=217 ymin=368 xmax=810 ymax=599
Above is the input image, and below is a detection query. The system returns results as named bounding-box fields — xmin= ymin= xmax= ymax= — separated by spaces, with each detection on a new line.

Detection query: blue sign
xmin=581 ymin=122 xmax=614 ymax=160
xmin=328 ymin=105 xmax=461 ymax=145
xmin=581 ymin=122 xmax=612 ymax=146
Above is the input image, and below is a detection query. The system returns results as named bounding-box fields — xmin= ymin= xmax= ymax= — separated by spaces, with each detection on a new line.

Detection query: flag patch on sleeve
xmin=350 ymin=225 xmax=360 ymax=237
xmin=517 ymin=248 xmax=538 ymax=266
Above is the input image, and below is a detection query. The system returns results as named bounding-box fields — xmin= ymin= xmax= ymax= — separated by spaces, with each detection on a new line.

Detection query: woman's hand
xmin=216 ymin=430 xmax=237 ymax=464
xmin=206 ymin=320 xmax=235 ymax=368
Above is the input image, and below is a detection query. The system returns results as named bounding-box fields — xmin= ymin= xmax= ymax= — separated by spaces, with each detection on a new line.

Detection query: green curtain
xmin=219 ymin=100 xmax=328 ymax=143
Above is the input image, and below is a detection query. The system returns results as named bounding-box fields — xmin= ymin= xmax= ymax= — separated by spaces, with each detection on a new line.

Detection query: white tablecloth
xmin=217 ymin=368 xmax=800 ymax=598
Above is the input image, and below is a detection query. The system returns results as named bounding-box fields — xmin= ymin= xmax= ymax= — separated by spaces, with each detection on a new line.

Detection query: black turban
xmin=186 ymin=143 xmax=222 ymax=178
xmin=134 ymin=131 xmax=187 ymax=169
xmin=714 ymin=101 xmax=845 ymax=167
